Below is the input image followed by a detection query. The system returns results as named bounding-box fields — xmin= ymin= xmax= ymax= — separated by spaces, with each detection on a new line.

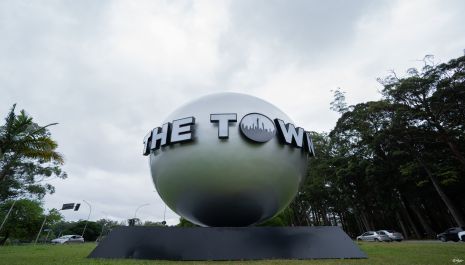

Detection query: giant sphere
xmin=150 ymin=93 xmax=308 ymax=226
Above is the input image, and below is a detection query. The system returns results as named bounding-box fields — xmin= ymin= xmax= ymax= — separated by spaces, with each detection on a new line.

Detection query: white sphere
xmin=150 ymin=93 xmax=308 ymax=226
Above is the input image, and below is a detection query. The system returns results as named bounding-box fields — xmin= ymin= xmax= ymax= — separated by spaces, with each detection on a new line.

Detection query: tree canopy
xmin=287 ymin=54 xmax=465 ymax=238
xmin=0 ymin=104 xmax=66 ymax=201
xmin=0 ymin=199 xmax=62 ymax=245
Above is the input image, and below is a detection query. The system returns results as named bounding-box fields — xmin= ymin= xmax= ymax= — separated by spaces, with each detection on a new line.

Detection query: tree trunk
xmin=309 ymin=208 xmax=315 ymax=225
xmin=410 ymin=202 xmax=435 ymax=238
xmin=0 ymin=231 xmax=9 ymax=245
xmin=435 ymin=127 xmax=465 ymax=170
xmin=331 ymin=212 xmax=338 ymax=226
xmin=310 ymin=208 xmax=317 ymax=226
xmin=425 ymin=102 xmax=465 ymax=170
xmin=321 ymin=207 xmax=330 ymax=226
xmin=396 ymin=212 xmax=409 ymax=240
xmin=360 ymin=213 xmax=371 ymax=231
xmin=305 ymin=211 xmax=312 ymax=226
xmin=315 ymin=208 xmax=322 ymax=225
xmin=355 ymin=215 xmax=365 ymax=233
xmin=419 ymin=159 xmax=465 ymax=227
xmin=0 ymin=169 xmax=7 ymax=183
xmin=339 ymin=212 xmax=346 ymax=230
xmin=0 ymin=156 xmax=18 ymax=183
xmin=399 ymin=196 xmax=422 ymax=239
xmin=354 ymin=214 xmax=364 ymax=233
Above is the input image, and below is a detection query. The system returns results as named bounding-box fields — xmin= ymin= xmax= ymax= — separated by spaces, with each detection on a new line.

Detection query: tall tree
xmin=380 ymin=55 xmax=465 ymax=169
xmin=297 ymin=54 xmax=465 ymax=236
xmin=380 ymin=55 xmax=465 ymax=226
xmin=0 ymin=104 xmax=66 ymax=201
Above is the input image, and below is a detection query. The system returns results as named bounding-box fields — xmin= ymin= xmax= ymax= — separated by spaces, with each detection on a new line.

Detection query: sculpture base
xmin=88 ymin=226 xmax=366 ymax=260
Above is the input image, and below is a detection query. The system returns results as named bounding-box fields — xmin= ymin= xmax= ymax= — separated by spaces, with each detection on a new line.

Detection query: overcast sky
xmin=1 ymin=0 xmax=464 ymax=225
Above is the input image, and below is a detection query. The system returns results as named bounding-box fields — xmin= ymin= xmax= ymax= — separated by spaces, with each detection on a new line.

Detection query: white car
xmin=378 ymin=230 xmax=404 ymax=242
xmin=51 ymin=235 xmax=84 ymax=244
xmin=356 ymin=231 xmax=392 ymax=242
xmin=458 ymin=231 xmax=465 ymax=242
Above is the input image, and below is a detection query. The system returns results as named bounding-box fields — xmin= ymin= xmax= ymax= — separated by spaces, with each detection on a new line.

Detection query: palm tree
xmin=0 ymin=104 xmax=66 ymax=201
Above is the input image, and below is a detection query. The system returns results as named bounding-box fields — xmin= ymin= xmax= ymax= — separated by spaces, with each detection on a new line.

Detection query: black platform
xmin=88 ymin=226 xmax=366 ymax=260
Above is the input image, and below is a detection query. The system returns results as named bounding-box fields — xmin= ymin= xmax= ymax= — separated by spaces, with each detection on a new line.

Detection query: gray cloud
xmin=227 ymin=0 xmax=374 ymax=60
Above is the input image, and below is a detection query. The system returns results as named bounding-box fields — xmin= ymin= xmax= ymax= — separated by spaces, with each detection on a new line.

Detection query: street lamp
xmin=153 ymin=190 xmax=167 ymax=225
xmin=34 ymin=202 xmax=80 ymax=244
xmin=163 ymin=204 xmax=167 ymax=225
xmin=81 ymin=200 xmax=92 ymax=237
xmin=34 ymin=213 xmax=48 ymax=244
xmin=0 ymin=200 xmax=17 ymax=232
xmin=134 ymin=203 xmax=150 ymax=220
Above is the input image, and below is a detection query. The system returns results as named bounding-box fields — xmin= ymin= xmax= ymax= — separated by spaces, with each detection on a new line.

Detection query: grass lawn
xmin=0 ymin=241 xmax=464 ymax=265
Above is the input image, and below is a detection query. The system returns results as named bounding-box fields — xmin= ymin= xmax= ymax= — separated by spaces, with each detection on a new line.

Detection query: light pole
xmin=134 ymin=203 xmax=150 ymax=221
xmin=0 ymin=200 xmax=17 ymax=232
xmin=34 ymin=214 xmax=48 ymax=244
xmin=44 ymin=229 xmax=52 ymax=243
xmin=153 ymin=190 xmax=167 ymax=225
xmin=81 ymin=200 xmax=92 ymax=238
xmin=163 ymin=204 xmax=167 ymax=224
xmin=34 ymin=203 xmax=77 ymax=244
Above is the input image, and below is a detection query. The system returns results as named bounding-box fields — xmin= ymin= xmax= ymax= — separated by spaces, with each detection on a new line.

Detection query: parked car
xmin=378 ymin=230 xmax=404 ymax=242
xmin=51 ymin=235 xmax=84 ymax=244
xmin=356 ymin=231 xmax=392 ymax=242
xmin=437 ymin=227 xmax=464 ymax=242
xmin=458 ymin=231 xmax=465 ymax=242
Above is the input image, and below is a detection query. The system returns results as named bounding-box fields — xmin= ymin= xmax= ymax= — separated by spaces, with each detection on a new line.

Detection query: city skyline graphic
xmin=240 ymin=113 xmax=276 ymax=142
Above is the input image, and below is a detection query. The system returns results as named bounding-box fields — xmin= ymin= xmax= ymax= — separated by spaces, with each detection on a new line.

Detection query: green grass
xmin=0 ymin=241 xmax=464 ymax=265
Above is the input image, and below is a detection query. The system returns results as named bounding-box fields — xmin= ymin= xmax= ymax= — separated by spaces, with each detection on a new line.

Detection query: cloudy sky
xmin=1 ymin=0 xmax=464 ymax=225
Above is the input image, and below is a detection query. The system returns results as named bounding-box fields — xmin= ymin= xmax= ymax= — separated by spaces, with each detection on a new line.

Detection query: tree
xmin=380 ymin=55 xmax=465 ymax=226
xmin=177 ymin=217 xmax=198 ymax=227
xmin=381 ymin=55 xmax=465 ymax=169
xmin=0 ymin=104 xmax=66 ymax=201
xmin=143 ymin=220 xmax=166 ymax=226
xmin=96 ymin=218 xmax=119 ymax=230
xmin=293 ymin=54 xmax=465 ymax=238
xmin=60 ymin=220 xmax=102 ymax=241
xmin=0 ymin=199 xmax=62 ymax=245
xmin=258 ymin=207 xmax=294 ymax=226
xmin=330 ymin=88 xmax=350 ymax=114
xmin=51 ymin=218 xmax=118 ymax=242
xmin=95 ymin=218 xmax=119 ymax=241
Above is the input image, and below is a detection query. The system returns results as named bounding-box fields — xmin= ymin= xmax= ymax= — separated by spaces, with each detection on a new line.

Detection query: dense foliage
xmin=289 ymin=55 xmax=465 ymax=238
xmin=0 ymin=199 xmax=62 ymax=244
xmin=0 ymin=105 xmax=66 ymax=201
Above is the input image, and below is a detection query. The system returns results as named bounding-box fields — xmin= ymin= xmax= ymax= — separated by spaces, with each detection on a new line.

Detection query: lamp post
xmin=81 ymin=200 xmax=92 ymax=238
xmin=34 ymin=203 xmax=77 ymax=245
xmin=163 ymin=204 xmax=167 ymax=225
xmin=153 ymin=190 xmax=167 ymax=225
xmin=133 ymin=203 xmax=150 ymax=222
xmin=0 ymin=200 xmax=17 ymax=232
xmin=44 ymin=229 xmax=52 ymax=243
xmin=34 ymin=214 xmax=48 ymax=244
